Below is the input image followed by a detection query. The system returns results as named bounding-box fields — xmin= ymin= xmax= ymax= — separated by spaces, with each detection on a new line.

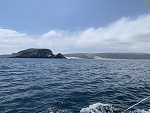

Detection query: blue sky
xmin=0 ymin=0 xmax=150 ymax=54
xmin=0 ymin=0 xmax=149 ymax=34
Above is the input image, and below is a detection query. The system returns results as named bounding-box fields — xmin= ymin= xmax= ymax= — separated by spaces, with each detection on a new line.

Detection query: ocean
xmin=0 ymin=58 xmax=150 ymax=113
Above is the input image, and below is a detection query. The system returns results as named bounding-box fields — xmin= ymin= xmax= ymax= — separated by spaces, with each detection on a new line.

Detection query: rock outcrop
xmin=54 ymin=53 xmax=66 ymax=59
xmin=10 ymin=48 xmax=66 ymax=59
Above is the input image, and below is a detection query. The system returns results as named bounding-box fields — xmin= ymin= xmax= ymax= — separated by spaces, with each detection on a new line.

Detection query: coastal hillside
xmin=65 ymin=53 xmax=150 ymax=59
xmin=1 ymin=51 xmax=150 ymax=59
xmin=0 ymin=54 xmax=11 ymax=58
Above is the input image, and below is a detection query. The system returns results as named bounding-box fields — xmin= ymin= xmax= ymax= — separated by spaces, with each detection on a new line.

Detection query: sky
xmin=0 ymin=0 xmax=150 ymax=54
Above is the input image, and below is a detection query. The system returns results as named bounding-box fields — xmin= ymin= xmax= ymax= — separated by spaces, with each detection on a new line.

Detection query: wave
xmin=39 ymin=107 xmax=72 ymax=113
xmin=40 ymin=103 xmax=150 ymax=113
xmin=80 ymin=103 xmax=121 ymax=113
xmin=80 ymin=103 xmax=150 ymax=113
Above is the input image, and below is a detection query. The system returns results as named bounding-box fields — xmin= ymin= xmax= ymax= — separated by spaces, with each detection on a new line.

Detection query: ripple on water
xmin=0 ymin=58 xmax=150 ymax=113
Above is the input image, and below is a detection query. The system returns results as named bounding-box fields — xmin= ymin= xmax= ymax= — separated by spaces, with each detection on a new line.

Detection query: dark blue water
xmin=0 ymin=58 xmax=150 ymax=113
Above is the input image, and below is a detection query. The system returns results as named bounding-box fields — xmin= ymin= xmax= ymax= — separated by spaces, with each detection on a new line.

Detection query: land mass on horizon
xmin=3 ymin=48 xmax=66 ymax=59
xmin=64 ymin=53 xmax=150 ymax=59
xmin=1 ymin=49 xmax=150 ymax=59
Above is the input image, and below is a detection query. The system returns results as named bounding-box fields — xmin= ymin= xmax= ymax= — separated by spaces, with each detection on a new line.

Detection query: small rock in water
xmin=54 ymin=53 xmax=67 ymax=59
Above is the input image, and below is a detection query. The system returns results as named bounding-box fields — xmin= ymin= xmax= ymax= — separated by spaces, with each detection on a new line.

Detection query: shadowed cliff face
xmin=11 ymin=48 xmax=54 ymax=58
xmin=11 ymin=48 xmax=66 ymax=58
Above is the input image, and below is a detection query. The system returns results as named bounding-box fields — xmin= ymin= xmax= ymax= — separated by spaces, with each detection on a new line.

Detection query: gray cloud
xmin=0 ymin=14 xmax=150 ymax=54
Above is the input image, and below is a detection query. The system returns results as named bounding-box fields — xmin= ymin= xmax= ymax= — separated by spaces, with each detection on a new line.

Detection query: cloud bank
xmin=1 ymin=14 xmax=150 ymax=54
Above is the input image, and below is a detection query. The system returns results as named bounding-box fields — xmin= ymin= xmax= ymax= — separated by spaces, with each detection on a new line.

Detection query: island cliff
xmin=11 ymin=48 xmax=66 ymax=59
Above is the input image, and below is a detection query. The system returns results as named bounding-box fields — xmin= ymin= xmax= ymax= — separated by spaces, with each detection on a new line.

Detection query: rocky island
xmin=10 ymin=48 xmax=66 ymax=59
xmin=1 ymin=49 xmax=150 ymax=59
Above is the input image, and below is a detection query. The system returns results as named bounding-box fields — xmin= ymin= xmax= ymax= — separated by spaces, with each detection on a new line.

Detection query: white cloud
xmin=1 ymin=14 xmax=150 ymax=54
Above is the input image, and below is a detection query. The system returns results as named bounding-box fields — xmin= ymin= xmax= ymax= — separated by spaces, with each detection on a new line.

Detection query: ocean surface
xmin=0 ymin=58 xmax=150 ymax=113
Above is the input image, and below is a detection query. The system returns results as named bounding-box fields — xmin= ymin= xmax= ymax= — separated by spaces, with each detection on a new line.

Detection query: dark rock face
xmin=11 ymin=48 xmax=54 ymax=58
xmin=54 ymin=53 xmax=66 ymax=59
xmin=11 ymin=48 xmax=66 ymax=59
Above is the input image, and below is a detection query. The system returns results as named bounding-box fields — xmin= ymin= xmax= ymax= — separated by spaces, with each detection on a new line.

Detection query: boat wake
xmin=40 ymin=103 xmax=150 ymax=113
xmin=80 ymin=103 xmax=150 ymax=113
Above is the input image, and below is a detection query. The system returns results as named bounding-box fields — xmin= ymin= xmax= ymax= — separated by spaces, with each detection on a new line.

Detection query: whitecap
xmin=80 ymin=103 xmax=150 ymax=113
xmin=80 ymin=103 xmax=121 ymax=113
xmin=39 ymin=107 xmax=72 ymax=113
xmin=39 ymin=103 xmax=150 ymax=113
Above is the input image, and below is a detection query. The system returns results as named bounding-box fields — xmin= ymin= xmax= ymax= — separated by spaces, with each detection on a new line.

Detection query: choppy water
xmin=0 ymin=58 xmax=150 ymax=113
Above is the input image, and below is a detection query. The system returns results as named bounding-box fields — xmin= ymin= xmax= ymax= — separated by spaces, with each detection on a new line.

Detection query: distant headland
xmin=64 ymin=53 xmax=150 ymax=59
xmin=1 ymin=49 xmax=150 ymax=59
xmin=6 ymin=48 xmax=66 ymax=59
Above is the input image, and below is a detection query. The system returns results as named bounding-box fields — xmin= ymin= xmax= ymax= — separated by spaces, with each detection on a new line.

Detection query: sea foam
xmin=40 ymin=103 xmax=150 ymax=113
xmin=80 ymin=103 xmax=150 ymax=113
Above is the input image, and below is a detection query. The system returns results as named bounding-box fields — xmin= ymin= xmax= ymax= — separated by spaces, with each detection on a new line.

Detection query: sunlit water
xmin=0 ymin=58 xmax=150 ymax=113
